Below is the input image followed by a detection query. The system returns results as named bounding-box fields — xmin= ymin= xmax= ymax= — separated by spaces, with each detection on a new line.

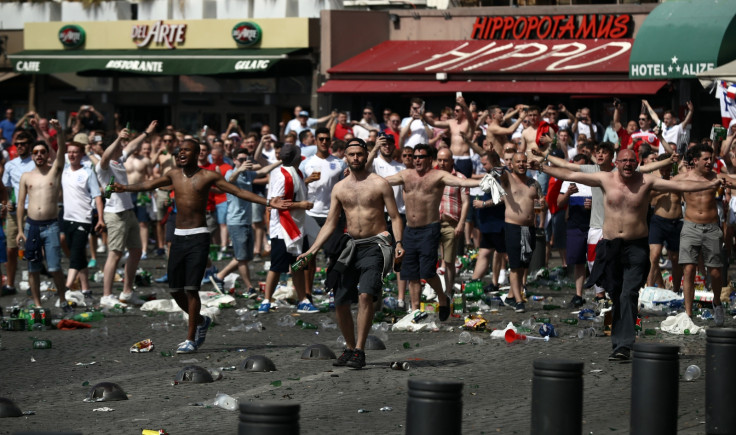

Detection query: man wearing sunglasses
xmin=628 ymin=108 xmax=660 ymax=156
xmin=16 ymin=120 xmax=69 ymax=310
xmin=385 ymin=144 xmax=482 ymax=321
xmin=2 ymin=131 xmax=35 ymax=296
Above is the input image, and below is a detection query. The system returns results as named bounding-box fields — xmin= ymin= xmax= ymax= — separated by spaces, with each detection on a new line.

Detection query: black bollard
xmin=406 ymin=379 xmax=463 ymax=435
xmin=706 ymin=328 xmax=736 ymax=434
xmin=239 ymin=402 xmax=300 ymax=435
xmin=630 ymin=343 xmax=679 ymax=435
xmin=528 ymin=228 xmax=546 ymax=274
xmin=530 ymin=359 xmax=584 ymax=435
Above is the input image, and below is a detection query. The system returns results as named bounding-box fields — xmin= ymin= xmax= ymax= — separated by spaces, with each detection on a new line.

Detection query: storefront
xmin=9 ymin=18 xmax=319 ymax=133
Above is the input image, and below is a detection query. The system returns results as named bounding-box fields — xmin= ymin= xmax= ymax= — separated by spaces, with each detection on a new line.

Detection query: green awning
xmin=629 ymin=0 xmax=736 ymax=80
xmin=9 ymin=49 xmax=296 ymax=75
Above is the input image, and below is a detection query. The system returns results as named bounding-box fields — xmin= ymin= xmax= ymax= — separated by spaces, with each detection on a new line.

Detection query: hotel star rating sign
xmin=631 ymin=53 xmax=714 ymax=79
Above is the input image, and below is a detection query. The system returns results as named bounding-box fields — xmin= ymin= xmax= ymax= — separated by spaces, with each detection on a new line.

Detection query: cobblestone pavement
xmin=0 ymin=253 xmax=719 ymax=434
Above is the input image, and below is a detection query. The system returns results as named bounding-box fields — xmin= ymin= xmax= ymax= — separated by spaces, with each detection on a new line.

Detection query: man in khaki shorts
xmin=96 ymin=122 xmax=157 ymax=307
xmin=436 ymin=147 xmax=469 ymax=294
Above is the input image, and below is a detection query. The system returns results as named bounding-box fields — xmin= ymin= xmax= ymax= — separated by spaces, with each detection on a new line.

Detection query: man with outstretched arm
xmin=296 ymin=138 xmax=404 ymax=369
xmin=114 ymin=138 xmax=289 ymax=354
xmin=534 ymin=149 xmax=726 ymax=361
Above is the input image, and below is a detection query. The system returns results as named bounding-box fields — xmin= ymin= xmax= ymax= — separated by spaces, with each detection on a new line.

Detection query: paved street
xmin=0 ymin=253 xmax=717 ymax=434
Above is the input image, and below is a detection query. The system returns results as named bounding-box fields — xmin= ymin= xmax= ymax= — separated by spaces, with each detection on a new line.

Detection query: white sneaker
xmin=498 ymin=268 xmax=509 ymax=285
xmin=659 ymin=259 xmax=672 ymax=269
xmin=119 ymin=291 xmax=145 ymax=306
xmin=96 ymin=244 xmax=106 ymax=254
xmin=100 ymin=294 xmax=127 ymax=308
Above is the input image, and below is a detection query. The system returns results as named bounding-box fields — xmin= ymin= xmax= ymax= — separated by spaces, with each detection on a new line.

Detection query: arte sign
xmin=58 ymin=25 xmax=85 ymax=49
xmin=630 ymin=55 xmax=714 ymax=79
xmin=232 ymin=22 xmax=262 ymax=46
xmin=471 ymin=15 xmax=631 ymax=40
xmin=131 ymin=21 xmax=186 ymax=49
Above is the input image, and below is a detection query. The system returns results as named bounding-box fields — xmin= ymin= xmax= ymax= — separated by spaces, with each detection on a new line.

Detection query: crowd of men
xmin=0 ymin=96 xmax=734 ymax=364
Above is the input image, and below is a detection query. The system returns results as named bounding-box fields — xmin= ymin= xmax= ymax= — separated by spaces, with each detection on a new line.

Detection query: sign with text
xmin=328 ymin=40 xmax=632 ymax=75
xmin=58 ymin=25 xmax=85 ymax=49
xmin=471 ymin=15 xmax=632 ymax=40
xmin=630 ymin=55 xmax=715 ymax=79
xmin=131 ymin=21 xmax=187 ymax=49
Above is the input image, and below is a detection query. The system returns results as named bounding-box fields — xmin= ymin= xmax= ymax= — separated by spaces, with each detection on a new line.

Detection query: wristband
xmin=395 ymin=240 xmax=403 ymax=246
xmin=266 ymin=198 xmax=271 ymax=207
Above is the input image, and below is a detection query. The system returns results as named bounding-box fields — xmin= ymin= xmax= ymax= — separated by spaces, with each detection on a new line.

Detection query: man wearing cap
xmin=2 ymin=130 xmax=35 ymax=296
xmin=114 ymin=138 xmax=289 ymax=353
xmin=296 ymin=137 xmax=404 ymax=369
xmin=16 ymin=120 xmax=69 ymax=310
xmin=259 ymin=144 xmax=316 ymax=314
xmin=285 ymin=109 xmax=332 ymax=146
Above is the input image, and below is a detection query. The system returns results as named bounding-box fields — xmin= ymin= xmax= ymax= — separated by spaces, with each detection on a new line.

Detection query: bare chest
xmin=26 ymin=172 xmax=59 ymax=193
xmin=404 ymin=172 xmax=439 ymax=196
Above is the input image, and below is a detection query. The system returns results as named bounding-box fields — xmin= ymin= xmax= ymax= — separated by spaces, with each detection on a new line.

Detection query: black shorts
xmin=453 ymin=157 xmax=473 ymax=178
xmin=168 ymin=232 xmax=210 ymax=291
xmin=401 ymin=222 xmax=440 ymax=281
xmin=63 ymin=220 xmax=91 ymax=270
xmin=384 ymin=212 xmax=407 ymax=240
xmin=480 ymin=231 xmax=506 ymax=253
xmin=335 ymin=243 xmax=384 ymax=305
xmin=165 ymin=212 xmax=177 ymax=243
xmin=505 ymin=223 xmax=536 ymax=270
xmin=269 ymin=238 xmax=301 ymax=273
xmin=648 ymin=215 xmax=683 ymax=250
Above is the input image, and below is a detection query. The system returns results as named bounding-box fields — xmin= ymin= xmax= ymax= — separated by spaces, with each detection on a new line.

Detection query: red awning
xmin=318 ymin=79 xmax=667 ymax=96
xmin=328 ymin=40 xmax=633 ymax=75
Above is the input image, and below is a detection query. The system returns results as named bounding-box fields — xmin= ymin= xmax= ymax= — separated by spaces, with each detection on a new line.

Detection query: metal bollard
xmin=630 ymin=343 xmax=679 ymax=435
xmin=706 ymin=328 xmax=736 ymax=434
xmin=406 ymin=379 xmax=463 ymax=435
xmin=239 ymin=402 xmax=300 ymax=435
xmin=530 ymin=359 xmax=584 ymax=435
xmin=528 ymin=228 xmax=546 ymax=274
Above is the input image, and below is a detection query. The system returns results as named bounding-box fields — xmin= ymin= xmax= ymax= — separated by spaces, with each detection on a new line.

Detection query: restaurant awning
xmin=9 ymin=49 xmax=297 ymax=75
xmin=629 ymin=0 xmax=736 ymax=80
xmin=318 ymin=79 xmax=667 ymax=96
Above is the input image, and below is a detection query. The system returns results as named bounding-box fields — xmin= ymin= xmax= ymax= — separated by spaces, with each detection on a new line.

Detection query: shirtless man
xmin=519 ymin=105 xmax=542 ymax=154
xmin=675 ymin=144 xmax=732 ymax=325
xmin=497 ymin=152 xmax=541 ymax=314
xmin=154 ymin=131 xmax=178 ymax=255
xmin=296 ymin=138 xmax=403 ymax=369
xmin=424 ymin=97 xmax=475 ymax=178
xmin=538 ymin=149 xmax=724 ymax=361
xmin=484 ymin=105 xmax=527 ymax=157
xmin=16 ymin=120 xmax=68 ymax=310
xmin=125 ymin=138 xmax=154 ymax=259
xmin=114 ymin=139 xmax=288 ymax=353
xmin=385 ymin=144 xmax=483 ymax=320
xmin=647 ymin=153 xmax=683 ymax=290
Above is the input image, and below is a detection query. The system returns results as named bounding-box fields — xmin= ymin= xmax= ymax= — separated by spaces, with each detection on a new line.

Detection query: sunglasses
xmin=32 ymin=150 xmax=47 ymax=155
xmin=237 ymin=158 xmax=248 ymax=163
xmin=15 ymin=141 xmax=29 ymax=146
xmin=413 ymin=155 xmax=430 ymax=160
xmin=639 ymin=118 xmax=648 ymax=121
xmin=317 ymin=137 xmax=330 ymax=142
xmin=402 ymin=154 xmax=412 ymax=157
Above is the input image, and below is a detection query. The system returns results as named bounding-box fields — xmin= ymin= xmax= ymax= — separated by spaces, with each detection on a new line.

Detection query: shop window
xmin=119 ymin=76 xmax=173 ymax=93
xmin=179 ymin=76 xmax=276 ymax=94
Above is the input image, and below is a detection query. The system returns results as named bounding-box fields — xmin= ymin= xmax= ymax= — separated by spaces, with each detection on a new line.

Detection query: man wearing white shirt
xmin=643 ymin=100 xmax=694 ymax=154
xmin=352 ymin=107 xmax=380 ymax=141
xmin=400 ymin=98 xmax=433 ymax=148
xmin=285 ymin=109 xmax=332 ymax=146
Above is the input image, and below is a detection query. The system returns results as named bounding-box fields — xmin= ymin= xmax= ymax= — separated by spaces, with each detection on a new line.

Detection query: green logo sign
xmin=232 ymin=22 xmax=262 ymax=46
xmin=58 ymin=25 xmax=85 ymax=49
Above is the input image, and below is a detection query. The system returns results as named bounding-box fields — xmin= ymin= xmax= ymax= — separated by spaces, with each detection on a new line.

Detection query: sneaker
xmin=176 ymin=340 xmax=197 ymax=354
xmin=100 ymin=294 xmax=127 ymax=308
xmin=155 ymin=248 xmax=166 ymax=257
xmin=201 ymin=266 xmax=218 ymax=285
xmin=333 ymin=348 xmax=353 ymax=367
xmin=483 ymin=283 xmax=499 ymax=293
xmin=96 ymin=244 xmax=106 ymax=254
xmin=608 ymin=348 xmax=631 ymax=362
xmin=87 ymin=259 xmax=97 ymax=269
xmin=503 ymin=297 xmax=517 ymax=308
xmin=397 ymin=299 xmax=406 ymax=311
xmin=82 ymin=290 xmax=93 ymax=299
xmin=210 ymin=275 xmax=225 ymax=292
xmin=715 ymin=305 xmax=725 ymax=327
xmin=659 ymin=258 xmax=672 ymax=269
xmin=1 ymin=285 xmax=17 ymax=296
xmin=154 ymin=274 xmax=168 ymax=283
xmin=498 ymin=268 xmax=509 ymax=285
xmin=119 ymin=291 xmax=145 ymax=306
xmin=258 ymin=302 xmax=271 ymax=313
xmin=438 ymin=294 xmax=450 ymax=321
xmin=514 ymin=302 xmax=526 ymax=313
xmin=60 ymin=302 xmax=74 ymax=314
xmin=245 ymin=287 xmax=258 ymax=299
xmin=194 ymin=316 xmax=212 ymax=347
xmin=297 ymin=301 xmax=320 ymax=314
xmin=140 ymin=252 xmax=148 ymax=261
xmin=571 ymin=295 xmax=586 ymax=308
xmin=346 ymin=349 xmax=366 ymax=369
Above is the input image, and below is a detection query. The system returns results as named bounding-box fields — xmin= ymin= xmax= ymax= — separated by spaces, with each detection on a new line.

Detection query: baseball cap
xmin=279 ymin=143 xmax=302 ymax=166
xmin=298 ymin=110 xmax=309 ymax=117
xmin=72 ymin=133 xmax=89 ymax=146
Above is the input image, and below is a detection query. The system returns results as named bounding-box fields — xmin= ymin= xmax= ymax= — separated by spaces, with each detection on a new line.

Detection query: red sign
xmin=328 ymin=40 xmax=632 ymax=75
xmin=471 ymin=15 xmax=631 ymax=40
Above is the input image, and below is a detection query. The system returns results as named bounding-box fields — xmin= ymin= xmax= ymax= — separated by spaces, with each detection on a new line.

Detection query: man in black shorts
xmin=114 ymin=139 xmax=289 ymax=354
xmin=297 ymin=138 xmax=404 ymax=369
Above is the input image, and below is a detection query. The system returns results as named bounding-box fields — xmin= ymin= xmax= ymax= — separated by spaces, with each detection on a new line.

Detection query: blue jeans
xmin=24 ymin=220 xmax=62 ymax=273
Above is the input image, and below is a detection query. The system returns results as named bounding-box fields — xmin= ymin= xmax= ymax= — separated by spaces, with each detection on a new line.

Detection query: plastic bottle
xmin=32 ymin=339 xmax=52 ymax=349
xmin=213 ymin=393 xmax=238 ymax=411
xmin=277 ymin=315 xmax=297 ymax=327
xmin=577 ymin=327 xmax=596 ymax=339
xmin=239 ymin=311 xmax=258 ymax=322
xmin=683 ymin=364 xmax=701 ymax=381
xmin=74 ymin=311 xmax=105 ymax=323
xmin=319 ymin=318 xmax=337 ymax=329
xmin=245 ymin=322 xmax=262 ymax=332
xmin=458 ymin=331 xmax=472 ymax=344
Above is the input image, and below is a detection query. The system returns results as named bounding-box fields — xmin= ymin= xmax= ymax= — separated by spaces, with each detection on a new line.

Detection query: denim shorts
xmin=228 ymin=224 xmax=253 ymax=262
xmin=216 ymin=202 xmax=228 ymax=224
xmin=24 ymin=220 xmax=62 ymax=273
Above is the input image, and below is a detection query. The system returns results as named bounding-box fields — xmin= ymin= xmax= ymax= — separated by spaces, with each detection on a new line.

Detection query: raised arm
xmin=680 ymin=101 xmax=694 ymax=129
xmin=366 ymin=135 xmax=384 ymax=170
xmin=255 ymin=160 xmax=282 ymax=177
xmin=460 ymin=130 xmax=484 ymax=156
xmin=650 ymin=173 xmax=722 ymax=193
xmin=640 ymin=153 xmax=679 ymax=173
xmin=642 ymin=99 xmax=661 ymax=126
xmin=529 ymin=148 xmax=582 ymax=171
xmin=538 ymin=164 xmax=604 ymax=187
xmin=214 ymin=173 xmax=288 ymax=209
xmin=440 ymin=170 xmax=480 ymax=188
xmin=385 ymin=170 xmax=405 ymax=186
xmin=50 ymin=120 xmax=66 ymax=172
xmin=99 ymin=128 xmax=129 ymax=170
xmin=123 ymin=120 xmax=157 ymax=156
xmin=490 ymin=108 xmax=527 ymax=136
xmin=115 ymin=173 xmax=173 ymax=193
